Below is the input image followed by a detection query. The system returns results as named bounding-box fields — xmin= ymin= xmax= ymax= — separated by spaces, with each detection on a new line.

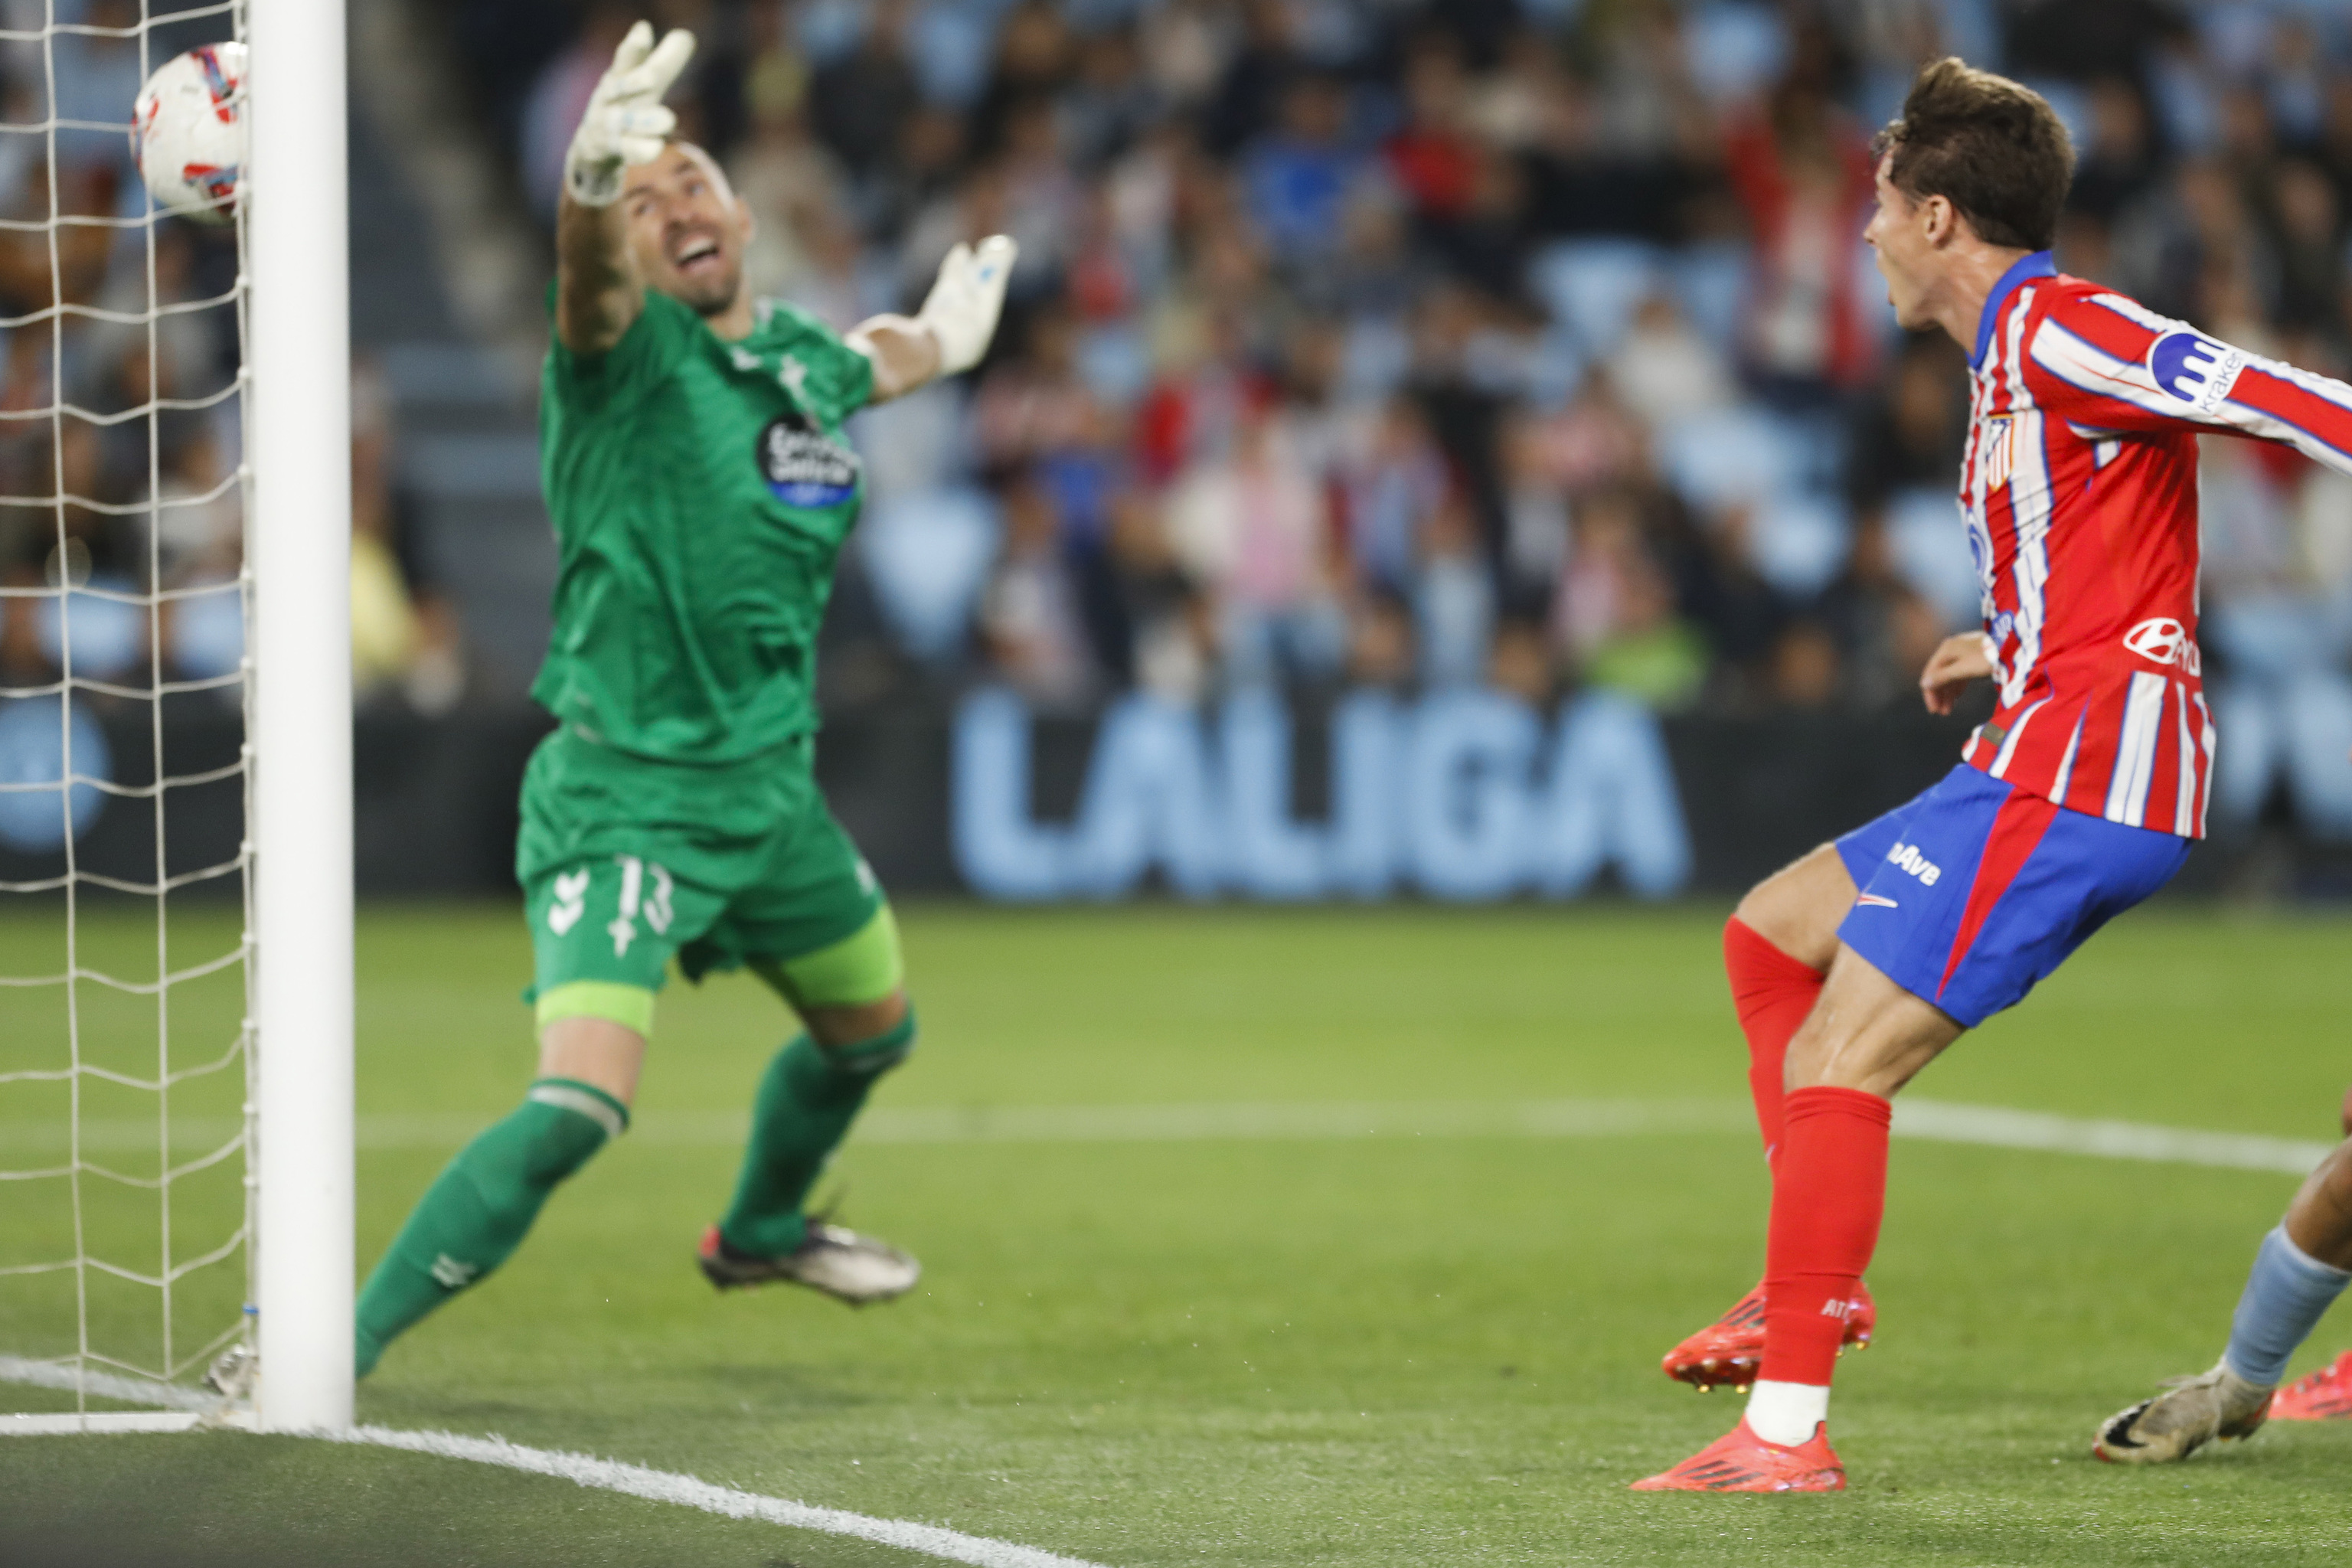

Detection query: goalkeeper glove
xmin=916 ymin=236 xmax=1018 ymax=377
xmin=564 ymin=21 xmax=697 ymax=208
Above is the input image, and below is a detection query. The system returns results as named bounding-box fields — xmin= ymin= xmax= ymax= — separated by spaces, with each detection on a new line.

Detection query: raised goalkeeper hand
xmin=563 ymin=21 xmax=696 ymax=208
xmin=916 ymin=236 xmax=1018 ymax=377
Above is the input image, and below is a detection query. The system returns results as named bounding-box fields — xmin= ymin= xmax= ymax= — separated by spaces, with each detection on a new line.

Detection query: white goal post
xmin=0 ymin=0 xmax=351 ymax=1435
xmin=247 ymin=0 xmax=354 ymax=1432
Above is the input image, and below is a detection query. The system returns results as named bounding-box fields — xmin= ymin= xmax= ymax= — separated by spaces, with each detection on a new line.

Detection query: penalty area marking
xmin=0 ymin=1360 xmax=1106 ymax=1568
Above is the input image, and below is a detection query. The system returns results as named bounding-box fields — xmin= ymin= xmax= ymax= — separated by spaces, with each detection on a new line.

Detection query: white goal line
xmin=0 ymin=1355 xmax=1106 ymax=1568
xmin=2 ymin=1097 xmax=2337 ymax=1174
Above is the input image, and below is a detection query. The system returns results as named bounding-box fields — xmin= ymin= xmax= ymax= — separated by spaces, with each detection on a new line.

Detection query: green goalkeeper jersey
xmin=532 ymin=287 xmax=875 ymax=765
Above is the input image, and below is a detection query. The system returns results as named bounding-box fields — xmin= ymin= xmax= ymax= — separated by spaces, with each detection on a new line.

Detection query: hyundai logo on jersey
xmin=2123 ymin=616 xmax=2199 ymax=672
xmin=757 ymin=415 xmax=861 ymax=508
xmin=2148 ymin=331 xmax=2243 ymax=412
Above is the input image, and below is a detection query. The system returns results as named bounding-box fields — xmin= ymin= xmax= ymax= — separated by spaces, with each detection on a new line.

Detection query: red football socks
xmin=1722 ymin=916 xmax=1825 ymax=1168
xmin=1759 ymin=1086 xmax=1893 ymax=1387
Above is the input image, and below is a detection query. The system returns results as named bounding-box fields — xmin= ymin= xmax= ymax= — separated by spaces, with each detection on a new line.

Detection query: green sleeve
xmin=544 ymin=286 xmax=699 ymax=414
xmin=766 ymin=303 xmax=877 ymax=427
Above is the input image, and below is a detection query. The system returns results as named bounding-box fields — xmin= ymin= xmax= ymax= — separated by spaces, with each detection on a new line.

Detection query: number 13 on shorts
xmin=538 ymin=860 xmax=672 ymax=969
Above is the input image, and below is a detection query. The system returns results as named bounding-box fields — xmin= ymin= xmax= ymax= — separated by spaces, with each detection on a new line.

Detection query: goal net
xmin=0 ymin=0 xmax=351 ymax=1434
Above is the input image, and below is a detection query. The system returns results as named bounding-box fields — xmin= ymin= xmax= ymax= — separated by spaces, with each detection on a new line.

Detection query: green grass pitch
xmin=4 ymin=900 xmax=2351 ymax=1565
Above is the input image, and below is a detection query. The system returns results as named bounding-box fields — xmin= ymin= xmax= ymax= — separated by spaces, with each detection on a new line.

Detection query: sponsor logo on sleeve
xmin=756 ymin=413 xmax=862 ymax=508
xmin=2148 ymin=331 xmax=2244 ymax=413
xmin=2122 ymin=616 xmax=2200 ymax=673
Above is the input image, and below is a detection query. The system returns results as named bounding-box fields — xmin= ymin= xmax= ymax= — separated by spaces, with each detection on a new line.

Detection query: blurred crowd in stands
xmin=448 ymin=0 xmax=2352 ymax=764
xmin=7 ymin=0 xmax=2352 ymax=835
xmin=0 ymin=3 xmax=463 ymax=715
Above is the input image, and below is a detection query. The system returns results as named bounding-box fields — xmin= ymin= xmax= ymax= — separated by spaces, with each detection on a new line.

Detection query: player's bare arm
xmin=555 ymin=194 xmax=642 ymax=358
xmin=1917 ymin=630 xmax=1994 ymax=715
xmin=848 ymin=235 xmax=1020 ymax=403
xmin=845 ymin=316 xmax=942 ymax=403
xmin=553 ymin=22 xmax=696 ymax=357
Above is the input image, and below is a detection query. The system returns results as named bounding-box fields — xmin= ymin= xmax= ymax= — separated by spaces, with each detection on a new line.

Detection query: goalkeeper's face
xmin=620 ymin=143 xmax=751 ymax=319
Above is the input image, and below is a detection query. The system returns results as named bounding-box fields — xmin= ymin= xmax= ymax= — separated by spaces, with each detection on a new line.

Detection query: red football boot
xmin=1630 ymin=1417 xmax=1846 ymax=1492
xmin=2271 ymin=1351 xmax=2352 ymax=1421
xmin=1661 ymin=1280 xmax=1875 ymax=1392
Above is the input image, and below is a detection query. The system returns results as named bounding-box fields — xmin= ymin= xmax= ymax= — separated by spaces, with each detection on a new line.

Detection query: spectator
xmin=1555 ymin=487 xmax=1707 ymax=712
xmin=349 ymin=365 xmax=464 ymax=716
xmin=2267 ymin=161 xmax=2347 ymax=342
xmin=1242 ymin=75 xmax=1359 ymax=266
xmin=1486 ymin=615 xmax=1555 ymax=707
xmin=519 ymin=4 xmax=633 ymax=222
xmin=1166 ymin=400 xmax=1344 ymax=688
xmin=809 ymin=0 xmax=923 ymax=181
xmin=727 ymin=51 xmax=849 ymax=305
xmin=1609 ymin=293 xmax=1738 ymax=429
xmin=1384 ymin=34 xmax=1481 ymax=227
xmin=979 ymin=469 xmax=1097 ymax=708
xmin=1339 ymin=395 xmax=1449 ymax=599
xmin=1062 ymin=24 xmax=1158 ymax=173
xmin=1346 ymin=588 xmax=1417 ymax=690
xmin=1723 ymin=83 xmax=1880 ymax=399
xmin=1416 ymin=491 xmax=1495 ymax=689
xmin=2070 ymin=77 xmax=2163 ymax=225
xmin=1845 ymin=335 xmax=1968 ymax=521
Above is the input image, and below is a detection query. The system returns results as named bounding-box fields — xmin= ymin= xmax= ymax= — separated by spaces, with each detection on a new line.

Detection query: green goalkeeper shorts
xmin=517 ymin=726 xmax=897 ymax=1035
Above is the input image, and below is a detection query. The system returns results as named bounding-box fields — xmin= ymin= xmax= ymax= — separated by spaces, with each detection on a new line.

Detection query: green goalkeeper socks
xmin=353 ymin=1079 xmax=626 ymax=1377
xmin=719 ymin=1014 xmax=915 ymax=1258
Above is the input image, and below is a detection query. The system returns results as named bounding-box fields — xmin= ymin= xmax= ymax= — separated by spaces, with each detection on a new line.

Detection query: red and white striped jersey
xmin=1953 ymin=252 xmax=2352 ymax=838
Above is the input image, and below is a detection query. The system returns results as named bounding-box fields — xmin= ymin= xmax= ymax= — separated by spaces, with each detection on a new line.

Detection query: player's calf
xmin=354 ymin=1076 xmax=630 ymax=1376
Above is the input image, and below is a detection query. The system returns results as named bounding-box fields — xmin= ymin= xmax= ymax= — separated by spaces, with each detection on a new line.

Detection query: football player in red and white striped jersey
xmin=1637 ymin=57 xmax=2352 ymax=1494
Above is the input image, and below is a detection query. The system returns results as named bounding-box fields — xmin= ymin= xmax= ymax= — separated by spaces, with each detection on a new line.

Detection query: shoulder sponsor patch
xmin=2148 ymin=331 xmax=2244 ymax=414
xmin=756 ymin=413 xmax=861 ymax=508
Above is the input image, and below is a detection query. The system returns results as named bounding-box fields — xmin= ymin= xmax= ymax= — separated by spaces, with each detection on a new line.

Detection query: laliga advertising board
xmin=954 ymin=687 xmax=1695 ymax=903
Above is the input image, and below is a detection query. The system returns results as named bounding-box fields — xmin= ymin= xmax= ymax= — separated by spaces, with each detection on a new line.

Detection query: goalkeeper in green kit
xmin=351 ymin=22 xmax=1014 ymax=1377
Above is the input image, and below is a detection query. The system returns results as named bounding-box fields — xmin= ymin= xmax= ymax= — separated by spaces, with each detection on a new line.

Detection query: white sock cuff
xmin=1744 ymin=1379 xmax=1830 ymax=1446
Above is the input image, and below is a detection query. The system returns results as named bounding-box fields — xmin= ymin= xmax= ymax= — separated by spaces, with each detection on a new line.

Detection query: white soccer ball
xmin=132 ymin=42 xmax=247 ymax=224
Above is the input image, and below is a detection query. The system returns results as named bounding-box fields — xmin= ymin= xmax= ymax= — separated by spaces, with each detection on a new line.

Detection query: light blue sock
xmin=2221 ymin=1225 xmax=2352 ymax=1387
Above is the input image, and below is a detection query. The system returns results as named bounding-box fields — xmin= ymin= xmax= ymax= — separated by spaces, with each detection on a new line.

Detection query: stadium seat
xmin=1655 ymin=403 xmax=1799 ymax=511
xmin=1669 ymin=241 xmax=1751 ymax=350
xmin=1339 ymin=316 xmax=1413 ymax=403
xmin=1886 ymin=486 xmax=1982 ymax=628
xmin=1526 ymin=239 xmax=1664 ymax=358
xmin=1076 ymin=322 xmax=1153 ymax=410
xmin=1683 ymin=2 xmax=1792 ymax=102
xmin=0 ymin=692 xmax=110 ymax=852
xmin=851 ymin=381 xmax=967 ymax=502
xmin=34 ymin=577 xmax=144 ymax=681
xmin=168 ymin=579 xmax=247 ymax=684
xmin=1746 ymin=493 xmax=1852 ymax=599
xmin=858 ymin=485 xmax=1001 ymax=662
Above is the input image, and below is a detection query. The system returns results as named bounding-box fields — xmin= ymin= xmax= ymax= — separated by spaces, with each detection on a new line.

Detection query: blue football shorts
xmin=1832 ymin=764 xmax=2191 ymax=1028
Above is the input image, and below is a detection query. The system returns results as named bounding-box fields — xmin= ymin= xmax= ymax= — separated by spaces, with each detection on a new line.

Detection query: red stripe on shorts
xmin=1938 ymin=786 xmax=2062 ymax=999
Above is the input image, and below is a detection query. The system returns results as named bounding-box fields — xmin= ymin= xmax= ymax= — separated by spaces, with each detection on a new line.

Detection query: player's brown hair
xmin=1872 ymin=57 xmax=2074 ymax=252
